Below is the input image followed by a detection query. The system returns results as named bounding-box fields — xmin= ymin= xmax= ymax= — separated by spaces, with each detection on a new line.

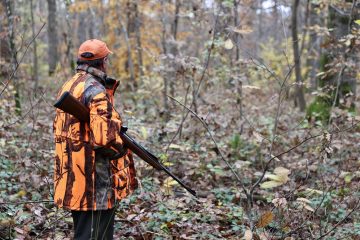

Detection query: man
xmin=53 ymin=39 xmax=137 ymax=239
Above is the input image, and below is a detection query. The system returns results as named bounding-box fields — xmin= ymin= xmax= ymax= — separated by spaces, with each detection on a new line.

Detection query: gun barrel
xmin=121 ymin=130 xmax=196 ymax=197
xmin=161 ymin=166 xmax=197 ymax=196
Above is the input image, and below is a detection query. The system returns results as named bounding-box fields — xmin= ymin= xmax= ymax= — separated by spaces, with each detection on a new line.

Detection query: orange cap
xmin=78 ymin=39 xmax=113 ymax=61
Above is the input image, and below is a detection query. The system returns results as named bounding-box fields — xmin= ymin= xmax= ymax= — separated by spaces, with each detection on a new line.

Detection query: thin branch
xmin=328 ymin=64 xmax=346 ymax=125
xmin=0 ymin=22 xmax=46 ymax=98
xmin=167 ymin=94 xmax=248 ymax=195
xmin=165 ymin=14 xmax=218 ymax=152
xmin=317 ymin=199 xmax=360 ymax=239
xmin=249 ymin=120 xmax=359 ymax=198
xmin=0 ymin=200 xmax=53 ymax=205
xmin=34 ymin=211 xmax=71 ymax=239
xmin=284 ymin=171 xmax=342 ymax=237
xmin=249 ymin=63 xmax=296 ymax=201
xmin=249 ymin=57 xmax=283 ymax=86
xmin=348 ymin=0 xmax=358 ymax=32
xmin=1 ymin=92 xmax=45 ymax=129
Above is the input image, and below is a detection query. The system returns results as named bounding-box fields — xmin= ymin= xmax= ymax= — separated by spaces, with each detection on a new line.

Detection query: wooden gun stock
xmin=54 ymin=91 xmax=196 ymax=197
xmin=54 ymin=91 xmax=89 ymax=122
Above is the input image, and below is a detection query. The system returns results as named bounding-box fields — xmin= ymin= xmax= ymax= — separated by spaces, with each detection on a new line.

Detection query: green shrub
xmin=306 ymin=96 xmax=331 ymax=124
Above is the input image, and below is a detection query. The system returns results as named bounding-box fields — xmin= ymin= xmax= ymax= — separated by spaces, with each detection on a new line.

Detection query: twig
xmin=248 ymin=63 xmax=296 ymax=207
xmin=283 ymin=171 xmax=342 ymax=237
xmin=316 ymin=199 xmax=360 ymax=239
xmin=167 ymin=94 xmax=247 ymax=195
xmin=165 ymin=13 xmax=218 ymax=152
xmin=178 ymin=84 xmax=191 ymax=140
xmin=1 ymin=92 xmax=45 ymax=129
xmin=34 ymin=211 xmax=71 ymax=239
xmin=0 ymin=22 xmax=46 ymax=98
xmin=249 ymin=57 xmax=282 ymax=86
xmin=249 ymin=120 xmax=359 ymax=202
xmin=0 ymin=200 xmax=53 ymax=205
xmin=0 ymin=152 xmax=9 ymax=158
xmin=328 ymin=64 xmax=346 ymax=125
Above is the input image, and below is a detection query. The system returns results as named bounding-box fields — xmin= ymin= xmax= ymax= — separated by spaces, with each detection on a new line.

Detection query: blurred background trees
xmin=0 ymin=0 xmax=358 ymax=120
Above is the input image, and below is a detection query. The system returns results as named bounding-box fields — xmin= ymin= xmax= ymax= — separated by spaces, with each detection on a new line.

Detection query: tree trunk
xmin=256 ymin=0 xmax=263 ymax=58
xmin=161 ymin=0 xmax=170 ymax=122
xmin=171 ymin=0 xmax=180 ymax=40
xmin=328 ymin=3 xmax=358 ymax=106
xmin=134 ymin=1 xmax=144 ymax=78
xmin=87 ymin=8 xmax=95 ymax=39
xmin=234 ymin=0 xmax=243 ymax=121
xmin=47 ymin=0 xmax=58 ymax=76
xmin=30 ymin=0 xmax=38 ymax=96
xmin=121 ymin=22 xmax=136 ymax=84
xmin=64 ymin=0 xmax=74 ymax=71
xmin=126 ymin=0 xmax=136 ymax=34
xmin=307 ymin=3 xmax=322 ymax=90
xmin=233 ymin=0 xmax=240 ymax=62
xmin=0 ymin=3 xmax=9 ymax=80
xmin=272 ymin=0 xmax=280 ymax=44
xmin=292 ymin=0 xmax=306 ymax=111
xmin=169 ymin=0 xmax=180 ymax=99
xmin=120 ymin=2 xmax=135 ymax=85
xmin=3 ymin=0 xmax=21 ymax=115
xmin=118 ymin=7 xmax=135 ymax=85
xmin=300 ymin=0 xmax=310 ymax=56
xmin=77 ymin=11 xmax=87 ymax=45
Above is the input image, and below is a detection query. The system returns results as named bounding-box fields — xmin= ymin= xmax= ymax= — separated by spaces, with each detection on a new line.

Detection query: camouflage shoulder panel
xmin=84 ymin=75 xmax=106 ymax=107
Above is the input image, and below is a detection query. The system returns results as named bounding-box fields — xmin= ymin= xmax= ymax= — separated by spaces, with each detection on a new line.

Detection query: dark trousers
xmin=71 ymin=208 xmax=116 ymax=240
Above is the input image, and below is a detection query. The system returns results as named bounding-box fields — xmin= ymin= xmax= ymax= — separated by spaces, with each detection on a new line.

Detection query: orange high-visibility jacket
xmin=53 ymin=66 xmax=137 ymax=211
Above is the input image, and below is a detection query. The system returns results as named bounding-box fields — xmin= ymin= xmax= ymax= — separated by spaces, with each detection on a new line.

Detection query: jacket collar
xmin=76 ymin=64 xmax=107 ymax=84
xmin=76 ymin=64 xmax=120 ymax=93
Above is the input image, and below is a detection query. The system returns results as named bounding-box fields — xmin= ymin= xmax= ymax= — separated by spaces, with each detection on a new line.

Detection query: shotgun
xmin=54 ymin=91 xmax=196 ymax=197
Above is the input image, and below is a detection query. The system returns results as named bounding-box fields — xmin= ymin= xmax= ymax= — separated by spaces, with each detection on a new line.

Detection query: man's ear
xmin=100 ymin=59 xmax=107 ymax=72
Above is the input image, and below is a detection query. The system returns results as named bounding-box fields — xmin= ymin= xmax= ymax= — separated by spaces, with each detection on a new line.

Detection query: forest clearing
xmin=0 ymin=0 xmax=359 ymax=239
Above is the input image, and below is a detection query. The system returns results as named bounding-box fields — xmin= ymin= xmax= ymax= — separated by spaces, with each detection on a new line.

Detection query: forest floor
xmin=0 ymin=70 xmax=359 ymax=240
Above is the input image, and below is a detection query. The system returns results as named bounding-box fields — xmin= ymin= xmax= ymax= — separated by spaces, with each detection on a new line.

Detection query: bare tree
xmin=307 ymin=2 xmax=322 ymax=90
xmin=47 ymin=0 xmax=58 ymax=76
xmin=77 ymin=11 xmax=87 ymax=45
xmin=63 ymin=0 xmax=74 ymax=71
xmin=233 ymin=0 xmax=243 ymax=120
xmin=2 ymin=0 xmax=21 ymax=115
xmin=134 ymin=1 xmax=144 ymax=78
xmin=169 ymin=0 xmax=181 ymax=98
xmin=30 ymin=0 xmax=38 ymax=95
xmin=171 ymin=0 xmax=180 ymax=40
xmin=0 ymin=1 xmax=10 ymax=78
xmin=233 ymin=0 xmax=240 ymax=62
xmin=118 ymin=3 xmax=135 ymax=85
xmin=292 ymin=0 xmax=306 ymax=111
xmin=161 ymin=0 xmax=170 ymax=122
xmin=272 ymin=0 xmax=280 ymax=44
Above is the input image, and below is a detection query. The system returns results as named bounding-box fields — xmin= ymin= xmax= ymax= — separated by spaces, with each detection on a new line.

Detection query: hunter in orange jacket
xmin=53 ymin=40 xmax=137 ymax=213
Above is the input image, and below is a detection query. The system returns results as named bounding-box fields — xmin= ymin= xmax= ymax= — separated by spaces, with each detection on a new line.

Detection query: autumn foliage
xmin=0 ymin=0 xmax=359 ymax=239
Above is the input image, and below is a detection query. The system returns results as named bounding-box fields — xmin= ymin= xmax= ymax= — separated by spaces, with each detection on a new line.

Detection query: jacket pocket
xmin=110 ymin=152 xmax=138 ymax=199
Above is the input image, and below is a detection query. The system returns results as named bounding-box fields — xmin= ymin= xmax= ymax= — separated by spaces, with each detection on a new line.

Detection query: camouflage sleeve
xmin=88 ymin=91 xmax=125 ymax=153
